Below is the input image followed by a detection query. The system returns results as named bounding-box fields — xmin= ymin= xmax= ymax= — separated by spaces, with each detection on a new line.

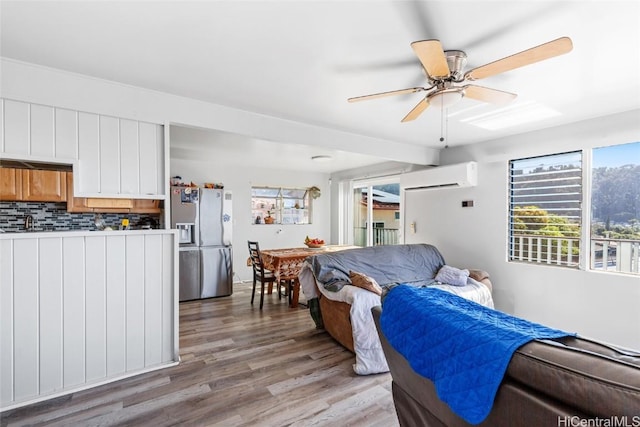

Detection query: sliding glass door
xmin=352 ymin=180 xmax=401 ymax=247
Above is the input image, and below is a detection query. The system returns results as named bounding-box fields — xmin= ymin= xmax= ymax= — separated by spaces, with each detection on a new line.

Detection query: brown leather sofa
xmin=372 ymin=306 xmax=640 ymax=427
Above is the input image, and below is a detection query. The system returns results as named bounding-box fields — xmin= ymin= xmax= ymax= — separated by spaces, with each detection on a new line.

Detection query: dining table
xmin=259 ymin=245 xmax=358 ymax=308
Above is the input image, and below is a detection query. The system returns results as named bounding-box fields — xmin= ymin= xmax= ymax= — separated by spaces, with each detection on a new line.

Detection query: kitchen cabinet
xmin=2 ymin=99 xmax=29 ymax=156
xmin=131 ymin=199 xmax=162 ymax=214
xmin=29 ymin=104 xmax=55 ymax=158
xmin=86 ymin=198 xmax=133 ymax=209
xmin=138 ymin=122 xmax=163 ymax=195
xmin=77 ymin=113 xmax=164 ymax=197
xmin=98 ymin=116 xmax=120 ymax=194
xmin=84 ymin=198 xmax=133 ymax=214
xmin=66 ymin=172 xmax=162 ymax=214
xmin=0 ymin=168 xmax=22 ymax=200
xmin=65 ymin=172 xmax=92 ymax=212
xmin=1 ymin=98 xmax=165 ymax=198
xmin=0 ymin=168 xmax=66 ymax=202
xmin=77 ymin=112 xmax=101 ymax=195
xmin=54 ymin=108 xmax=78 ymax=159
xmin=119 ymin=119 xmax=140 ymax=194
xmin=21 ymin=169 xmax=67 ymax=202
xmin=0 ymin=230 xmax=179 ymax=410
xmin=1 ymin=99 xmax=78 ymax=160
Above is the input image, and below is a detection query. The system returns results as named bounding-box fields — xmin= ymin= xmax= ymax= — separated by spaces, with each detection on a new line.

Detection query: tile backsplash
xmin=0 ymin=202 xmax=162 ymax=232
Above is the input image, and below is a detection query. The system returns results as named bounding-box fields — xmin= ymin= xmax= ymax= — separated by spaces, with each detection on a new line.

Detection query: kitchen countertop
xmin=0 ymin=229 xmax=176 ymax=239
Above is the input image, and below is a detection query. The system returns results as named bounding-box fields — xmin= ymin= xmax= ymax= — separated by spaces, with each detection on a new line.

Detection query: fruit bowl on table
xmin=304 ymin=242 xmax=325 ymax=249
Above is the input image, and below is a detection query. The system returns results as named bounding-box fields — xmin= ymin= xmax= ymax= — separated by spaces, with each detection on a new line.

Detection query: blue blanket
xmin=380 ymin=285 xmax=575 ymax=425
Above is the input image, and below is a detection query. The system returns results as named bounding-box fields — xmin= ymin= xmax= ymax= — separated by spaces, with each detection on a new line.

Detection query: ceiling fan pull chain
xmin=445 ymin=109 xmax=449 ymax=148
xmin=439 ymin=101 xmax=445 ymax=143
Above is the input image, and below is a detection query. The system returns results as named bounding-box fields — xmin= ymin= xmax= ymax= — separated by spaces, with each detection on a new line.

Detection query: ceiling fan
xmin=348 ymin=37 xmax=573 ymax=123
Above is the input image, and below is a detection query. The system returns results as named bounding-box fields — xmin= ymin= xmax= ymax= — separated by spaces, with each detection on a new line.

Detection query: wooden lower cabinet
xmin=66 ymin=172 xmax=162 ymax=214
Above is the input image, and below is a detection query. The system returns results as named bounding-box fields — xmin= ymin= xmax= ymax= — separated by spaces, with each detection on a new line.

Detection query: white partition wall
xmin=0 ymin=230 xmax=179 ymax=411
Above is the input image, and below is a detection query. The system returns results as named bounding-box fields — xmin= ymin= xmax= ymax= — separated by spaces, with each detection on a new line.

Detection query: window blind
xmin=509 ymin=151 xmax=582 ymax=267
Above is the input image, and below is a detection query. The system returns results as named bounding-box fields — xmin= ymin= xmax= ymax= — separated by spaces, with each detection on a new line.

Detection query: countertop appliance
xmin=171 ymin=186 xmax=233 ymax=301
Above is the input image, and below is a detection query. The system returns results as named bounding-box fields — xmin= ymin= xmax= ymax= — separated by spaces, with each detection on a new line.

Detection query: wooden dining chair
xmin=247 ymin=240 xmax=278 ymax=309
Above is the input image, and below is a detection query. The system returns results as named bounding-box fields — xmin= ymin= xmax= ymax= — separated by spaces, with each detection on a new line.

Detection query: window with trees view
xmin=509 ymin=143 xmax=640 ymax=275
xmin=591 ymin=141 xmax=640 ymax=274
xmin=509 ymin=152 xmax=582 ymax=267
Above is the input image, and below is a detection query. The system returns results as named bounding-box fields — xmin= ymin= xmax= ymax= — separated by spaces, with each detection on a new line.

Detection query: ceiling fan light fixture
xmin=428 ymin=88 xmax=465 ymax=109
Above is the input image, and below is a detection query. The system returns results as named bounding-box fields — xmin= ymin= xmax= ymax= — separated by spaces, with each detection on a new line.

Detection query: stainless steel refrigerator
xmin=171 ymin=186 xmax=233 ymax=301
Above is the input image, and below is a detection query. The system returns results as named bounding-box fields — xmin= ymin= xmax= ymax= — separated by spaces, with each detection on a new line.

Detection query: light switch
xmin=410 ymin=222 xmax=416 ymax=233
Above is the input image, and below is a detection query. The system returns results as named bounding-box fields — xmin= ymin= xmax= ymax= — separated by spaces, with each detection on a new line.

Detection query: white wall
xmin=171 ymin=155 xmax=330 ymax=283
xmin=405 ymin=109 xmax=640 ymax=350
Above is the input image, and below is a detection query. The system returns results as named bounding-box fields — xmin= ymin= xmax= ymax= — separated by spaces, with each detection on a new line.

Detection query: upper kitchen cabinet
xmin=22 ymin=169 xmax=67 ymax=202
xmin=77 ymin=112 xmax=101 ymax=194
xmin=0 ymin=168 xmax=22 ymax=200
xmin=0 ymin=168 xmax=67 ymax=202
xmin=77 ymin=113 xmax=164 ymax=197
xmin=120 ymin=119 xmax=140 ymax=194
xmin=1 ymin=99 xmax=77 ymax=159
xmin=138 ymin=122 xmax=163 ymax=196
xmin=2 ymin=99 xmax=29 ymax=156
xmin=55 ymin=108 xmax=79 ymax=159
xmin=98 ymin=115 xmax=120 ymax=194
xmin=1 ymin=99 xmax=165 ymax=199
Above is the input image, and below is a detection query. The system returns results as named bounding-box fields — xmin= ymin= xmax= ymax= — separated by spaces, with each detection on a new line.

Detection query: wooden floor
xmin=1 ymin=282 xmax=399 ymax=427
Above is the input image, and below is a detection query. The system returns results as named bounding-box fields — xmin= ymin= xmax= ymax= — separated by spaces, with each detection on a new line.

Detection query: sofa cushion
xmin=435 ymin=265 xmax=469 ymax=286
xmin=507 ymin=337 xmax=640 ymax=416
xmin=349 ymin=270 xmax=383 ymax=295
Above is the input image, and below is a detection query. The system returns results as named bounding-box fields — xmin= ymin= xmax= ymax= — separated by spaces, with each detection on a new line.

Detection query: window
xmin=591 ymin=141 xmax=640 ymax=274
xmin=352 ymin=182 xmax=400 ymax=247
xmin=509 ymin=151 xmax=582 ymax=267
xmin=251 ymin=186 xmax=311 ymax=224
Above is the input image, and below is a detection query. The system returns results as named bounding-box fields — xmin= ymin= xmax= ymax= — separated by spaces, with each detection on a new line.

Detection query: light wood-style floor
xmin=1 ymin=282 xmax=399 ymax=427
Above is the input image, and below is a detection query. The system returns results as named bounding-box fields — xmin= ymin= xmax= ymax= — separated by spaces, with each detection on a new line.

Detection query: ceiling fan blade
xmin=465 ymin=37 xmax=573 ymax=81
xmin=347 ymin=87 xmax=426 ymax=103
xmin=411 ymin=40 xmax=450 ymax=79
xmin=401 ymin=98 xmax=430 ymax=122
xmin=463 ymin=85 xmax=517 ymax=104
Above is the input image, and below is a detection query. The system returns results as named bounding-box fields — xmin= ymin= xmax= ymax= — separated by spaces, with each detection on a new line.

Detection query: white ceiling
xmin=2 ymin=1 xmax=639 ymax=173
xmin=169 ymin=125 xmax=387 ymax=173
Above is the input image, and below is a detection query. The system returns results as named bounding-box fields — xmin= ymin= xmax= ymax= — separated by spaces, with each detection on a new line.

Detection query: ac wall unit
xmin=401 ymin=161 xmax=478 ymax=191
